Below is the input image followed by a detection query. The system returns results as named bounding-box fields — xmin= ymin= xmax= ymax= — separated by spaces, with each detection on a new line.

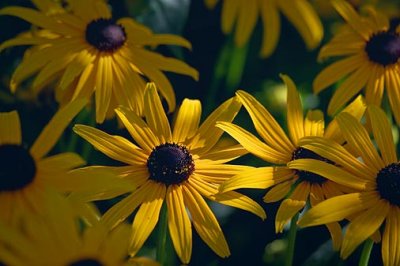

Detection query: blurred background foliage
xmin=1 ymin=0 xmax=400 ymax=265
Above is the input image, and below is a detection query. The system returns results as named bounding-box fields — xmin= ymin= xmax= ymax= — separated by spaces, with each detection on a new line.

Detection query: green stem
xmin=285 ymin=213 xmax=299 ymax=266
xmin=358 ymin=238 xmax=374 ymax=266
xmin=156 ymin=203 xmax=168 ymax=265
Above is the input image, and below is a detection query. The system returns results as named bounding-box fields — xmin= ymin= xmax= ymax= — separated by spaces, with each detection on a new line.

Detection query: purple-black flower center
xmin=69 ymin=259 xmax=103 ymax=266
xmin=365 ymin=31 xmax=400 ymax=66
xmin=147 ymin=143 xmax=194 ymax=186
xmin=85 ymin=18 xmax=126 ymax=52
xmin=376 ymin=162 xmax=400 ymax=206
xmin=292 ymin=147 xmax=331 ymax=184
xmin=0 ymin=144 xmax=36 ymax=192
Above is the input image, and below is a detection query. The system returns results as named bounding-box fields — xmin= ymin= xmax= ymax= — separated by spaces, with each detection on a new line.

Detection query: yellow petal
xmin=331 ymin=0 xmax=372 ymax=39
xmin=144 ymin=83 xmax=172 ymax=143
xmin=234 ymin=0 xmax=258 ymax=47
xmin=101 ymin=182 xmax=151 ymax=229
xmin=216 ymin=122 xmax=290 ymax=164
xmin=278 ymin=0 xmax=323 ymax=49
xmin=298 ymin=192 xmax=377 ymax=227
xmin=236 ymin=90 xmax=294 ymax=154
xmin=263 ymin=181 xmax=293 ymax=203
xmin=298 ymin=136 xmax=375 ymax=179
xmin=182 ymin=185 xmax=230 ymax=258
xmin=336 ymin=112 xmax=385 ymax=171
xmin=382 ymin=207 xmax=400 ymax=266
xmin=324 ymin=95 xmax=366 ymax=143
xmin=341 ymin=200 xmax=390 ymax=259
xmin=199 ymin=144 xmax=248 ymax=164
xmin=367 ymin=105 xmax=397 ymax=164
xmin=37 ymin=152 xmax=85 ymax=173
xmin=327 ymin=222 xmax=343 ymax=250
xmin=211 ymin=190 xmax=266 ymax=220
xmin=221 ymin=0 xmax=239 ymax=34
xmin=288 ymin=159 xmax=368 ymax=190
xmin=303 ymin=110 xmax=324 ymax=137
xmin=365 ymin=65 xmax=385 ymax=106
xmin=73 ymin=124 xmax=148 ymax=165
xmin=30 ymin=99 xmax=87 ymax=159
xmin=190 ymin=96 xmax=241 ymax=154
xmin=282 ymin=74 xmax=304 ymax=144
xmin=386 ymin=67 xmax=400 ymax=125
xmin=313 ymin=54 xmax=364 ymax=94
xmin=166 ymin=185 xmax=192 ymax=264
xmin=95 ymin=55 xmax=113 ymax=123
xmin=172 ymin=99 xmax=202 ymax=143
xmin=129 ymin=182 xmax=166 ymax=256
xmin=0 ymin=111 xmax=21 ymax=145
xmin=259 ymin=0 xmax=280 ymax=57
xmin=327 ymin=63 xmax=370 ymax=116
xmin=219 ymin=166 xmax=294 ymax=193
xmin=115 ymin=106 xmax=160 ymax=152
xmin=275 ymin=182 xmax=310 ymax=233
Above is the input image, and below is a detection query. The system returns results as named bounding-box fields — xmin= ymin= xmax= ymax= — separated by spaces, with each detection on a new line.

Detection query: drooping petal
xmin=385 ymin=67 xmax=400 ymax=125
xmin=182 ymin=185 xmax=230 ymax=258
xmin=259 ymin=0 xmax=280 ymax=57
xmin=275 ymin=182 xmax=310 ymax=233
xmin=303 ymin=110 xmax=324 ymax=137
xmin=382 ymin=207 xmax=400 ymax=266
xmin=166 ymin=185 xmax=192 ymax=264
xmin=341 ymin=200 xmax=390 ymax=259
xmin=263 ymin=181 xmax=293 ymax=203
xmin=233 ymin=0 xmax=258 ymax=47
xmin=298 ymin=192 xmax=378 ymax=227
xmin=129 ymin=182 xmax=166 ymax=256
xmin=37 ymin=152 xmax=85 ymax=173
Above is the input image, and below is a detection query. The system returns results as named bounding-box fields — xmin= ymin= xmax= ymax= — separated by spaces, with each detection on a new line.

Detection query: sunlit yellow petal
xmin=382 ymin=207 xmax=400 ymax=266
xmin=172 ymin=99 xmax=201 ymax=144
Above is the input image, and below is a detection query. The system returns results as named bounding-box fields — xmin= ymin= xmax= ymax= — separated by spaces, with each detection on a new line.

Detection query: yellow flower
xmin=205 ymin=0 xmax=323 ymax=57
xmin=0 ymin=0 xmax=198 ymax=123
xmin=293 ymin=105 xmax=400 ymax=266
xmin=0 ymin=192 xmax=159 ymax=266
xmin=313 ymin=0 xmax=400 ymax=124
xmin=0 ymin=100 xmax=125 ymax=225
xmin=216 ymin=75 xmax=366 ymax=249
xmin=73 ymin=83 xmax=266 ymax=264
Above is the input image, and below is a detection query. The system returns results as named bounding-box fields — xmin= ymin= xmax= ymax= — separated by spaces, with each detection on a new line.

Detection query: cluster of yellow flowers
xmin=0 ymin=0 xmax=400 ymax=265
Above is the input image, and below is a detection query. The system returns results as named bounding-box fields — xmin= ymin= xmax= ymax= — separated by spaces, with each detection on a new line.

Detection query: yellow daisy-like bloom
xmin=0 ymin=192 xmax=159 ymax=266
xmin=0 ymin=0 xmax=198 ymax=123
xmin=292 ymin=105 xmax=400 ymax=265
xmin=314 ymin=0 xmax=400 ymax=124
xmin=205 ymin=0 xmax=323 ymax=57
xmin=0 ymin=100 xmax=123 ymax=224
xmin=73 ymin=83 xmax=266 ymax=264
xmin=216 ymin=75 xmax=366 ymax=249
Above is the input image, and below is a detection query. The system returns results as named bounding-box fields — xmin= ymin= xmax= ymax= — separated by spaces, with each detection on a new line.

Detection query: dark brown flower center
xmin=69 ymin=259 xmax=103 ymax=266
xmin=292 ymin=147 xmax=332 ymax=184
xmin=376 ymin=162 xmax=400 ymax=206
xmin=365 ymin=31 xmax=400 ymax=66
xmin=0 ymin=144 xmax=36 ymax=192
xmin=147 ymin=143 xmax=194 ymax=186
xmin=85 ymin=18 xmax=126 ymax=52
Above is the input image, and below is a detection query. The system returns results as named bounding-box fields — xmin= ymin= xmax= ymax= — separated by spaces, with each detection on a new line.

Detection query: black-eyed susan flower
xmin=0 ymin=192 xmax=159 ymax=266
xmin=205 ymin=0 xmax=323 ymax=57
xmin=292 ymin=105 xmax=400 ymax=266
xmin=216 ymin=75 xmax=366 ymax=249
xmin=0 ymin=0 xmax=198 ymax=123
xmin=0 ymin=100 xmax=124 ymax=224
xmin=314 ymin=0 xmax=400 ymax=124
xmin=73 ymin=83 xmax=266 ymax=264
